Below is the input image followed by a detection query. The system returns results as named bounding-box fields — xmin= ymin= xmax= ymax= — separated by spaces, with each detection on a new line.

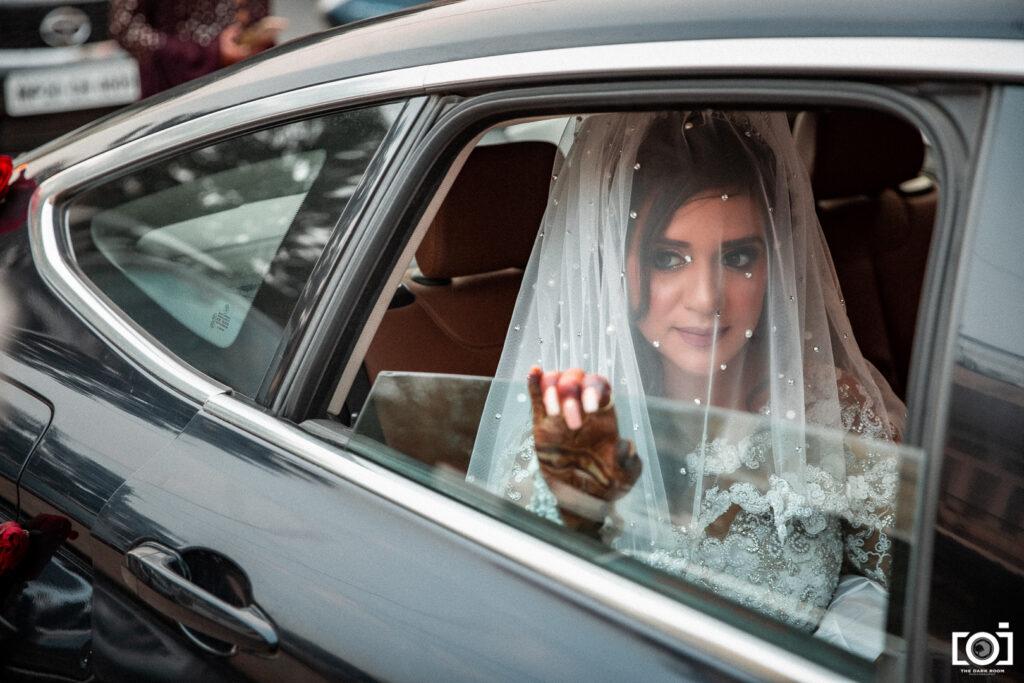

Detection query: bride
xmin=467 ymin=110 xmax=906 ymax=657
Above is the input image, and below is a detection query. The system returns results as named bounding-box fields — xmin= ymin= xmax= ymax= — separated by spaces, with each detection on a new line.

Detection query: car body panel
xmin=1 ymin=220 xmax=198 ymax=526
xmin=90 ymin=408 xmax=747 ymax=682
xmin=15 ymin=0 xmax=1024 ymax=179
xmin=0 ymin=220 xmax=197 ymax=679
xmin=0 ymin=377 xmax=51 ymax=488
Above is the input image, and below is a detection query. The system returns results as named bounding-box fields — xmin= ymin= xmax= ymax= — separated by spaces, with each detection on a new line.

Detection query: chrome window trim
xmin=419 ymin=36 xmax=1024 ymax=86
xmin=33 ymin=36 xmax=1015 ymax=404
xmin=22 ymin=36 xmax=1024 ymax=172
xmin=204 ymin=393 xmax=849 ymax=683
xmin=30 ymin=189 xmax=230 ymax=403
xmin=905 ymin=85 xmax=1016 ymax=680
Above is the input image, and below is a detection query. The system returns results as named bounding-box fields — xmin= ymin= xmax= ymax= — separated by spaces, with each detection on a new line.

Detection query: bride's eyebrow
xmin=722 ymin=236 xmax=766 ymax=249
xmin=651 ymin=236 xmax=765 ymax=249
xmin=653 ymin=238 xmax=690 ymax=248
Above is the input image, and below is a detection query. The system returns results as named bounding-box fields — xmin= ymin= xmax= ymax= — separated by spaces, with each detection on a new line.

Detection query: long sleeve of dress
xmin=812 ymin=370 xmax=902 ymax=659
xmin=835 ymin=369 xmax=901 ymax=589
xmin=110 ymin=0 xmax=170 ymax=56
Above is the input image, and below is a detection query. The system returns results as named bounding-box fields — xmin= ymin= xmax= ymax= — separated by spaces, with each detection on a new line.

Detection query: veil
xmin=467 ymin=111 xmax=906 ymax=586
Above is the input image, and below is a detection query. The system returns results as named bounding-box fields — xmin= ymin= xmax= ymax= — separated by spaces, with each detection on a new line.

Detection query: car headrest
xmin=794 ymin=110 xmax=925 ymax=200
xmin=416 ymin=141 xmax=557 ymax=280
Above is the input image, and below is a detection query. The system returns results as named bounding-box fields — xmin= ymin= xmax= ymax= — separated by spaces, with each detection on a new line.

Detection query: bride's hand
xmin=527 ymin=367 xmax=641 ymax=535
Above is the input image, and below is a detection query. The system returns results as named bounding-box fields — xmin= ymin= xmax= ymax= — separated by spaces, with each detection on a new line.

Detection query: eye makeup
xmin=649 ymin=236 xmax=764 ymax=271
xmin=722 ymin=244 xmax=761 ymax=270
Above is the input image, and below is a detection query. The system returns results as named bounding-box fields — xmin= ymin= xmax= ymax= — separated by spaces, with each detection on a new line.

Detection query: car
xmin=0 ymin=0 xmax=140 ymax=155
xmin=317 ymin=0 xmax=426 ymax=27
xmin=0 ymin=1 xmax=1022 ymax=680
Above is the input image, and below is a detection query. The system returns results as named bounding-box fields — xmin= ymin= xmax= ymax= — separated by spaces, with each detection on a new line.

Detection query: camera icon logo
xmin=952 ymin=622 xmax=1014 ymax=668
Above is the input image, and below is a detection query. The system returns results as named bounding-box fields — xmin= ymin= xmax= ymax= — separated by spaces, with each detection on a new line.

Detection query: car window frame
xmin=278 ymin=77 xmax=979 ymax=681
xmin=910 ymin=83 xmax=1022 ymax=679
xmin=29 ymin=93 xmax=428 ymax=408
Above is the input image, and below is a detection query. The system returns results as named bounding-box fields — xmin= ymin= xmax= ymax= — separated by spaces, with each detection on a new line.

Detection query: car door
xmin=59 ymin=92 xmax=763 ymax=681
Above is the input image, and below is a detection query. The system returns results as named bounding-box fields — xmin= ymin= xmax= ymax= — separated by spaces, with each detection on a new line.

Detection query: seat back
xmin=364 ymin=141 xmax=557 ymax=382
xmin=796 ymin=110 xmax=937 ymax=399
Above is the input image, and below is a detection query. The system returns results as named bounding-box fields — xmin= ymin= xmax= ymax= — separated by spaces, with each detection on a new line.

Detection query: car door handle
xmin=122 ymin=542 xmax=278 ymax=655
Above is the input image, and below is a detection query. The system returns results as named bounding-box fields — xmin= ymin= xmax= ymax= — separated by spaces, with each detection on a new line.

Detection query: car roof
xmin=20 ymin=0 xmax=1024 ymax=176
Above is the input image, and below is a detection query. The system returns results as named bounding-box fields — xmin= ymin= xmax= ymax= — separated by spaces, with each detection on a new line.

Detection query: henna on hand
xmin=527 ymin=366 xmax=641 ymax=537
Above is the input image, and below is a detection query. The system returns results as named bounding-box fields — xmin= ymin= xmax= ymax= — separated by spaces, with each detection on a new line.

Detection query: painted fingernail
xmin=564 ymin=398 xmax=582 ymax=429
xmin=582 ymin=386 xmax=600 ymax=413
xmin=544 ymin=386 xmax=560 ymax=416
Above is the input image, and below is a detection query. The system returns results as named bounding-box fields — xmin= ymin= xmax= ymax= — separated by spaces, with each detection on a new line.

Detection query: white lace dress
xmin=505 ymin=376 xmax=900 ymax=634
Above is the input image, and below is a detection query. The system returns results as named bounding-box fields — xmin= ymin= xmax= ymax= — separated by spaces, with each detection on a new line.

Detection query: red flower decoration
xmin=0 ymin=155 xmax=13 ymax=203
xmin=0 ymin=520 xmax=30 ymax=575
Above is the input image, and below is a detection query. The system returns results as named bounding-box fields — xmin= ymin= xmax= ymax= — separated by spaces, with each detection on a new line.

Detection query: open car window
xmin=315 ymin=106 xmax=937 ymax=674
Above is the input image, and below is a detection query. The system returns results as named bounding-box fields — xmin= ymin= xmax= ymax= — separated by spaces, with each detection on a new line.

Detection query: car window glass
xmin=318 ymin=108 xmax=933 ymax=673
xmin=67 ymin=102 xmax=403 ymax=397
xmin=927 ymin=86 xmax=1023 ymax=679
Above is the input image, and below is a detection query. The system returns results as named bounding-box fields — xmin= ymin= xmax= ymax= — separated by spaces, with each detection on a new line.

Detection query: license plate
xmin=4 ymin=59 xmax=140 ymax=117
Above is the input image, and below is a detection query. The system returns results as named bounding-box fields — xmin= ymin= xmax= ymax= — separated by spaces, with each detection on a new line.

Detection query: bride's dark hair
xmin=626 ymin=111 xmax=777 ymax=397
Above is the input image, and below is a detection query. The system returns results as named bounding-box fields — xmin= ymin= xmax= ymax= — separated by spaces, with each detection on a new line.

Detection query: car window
xmin=66 ymin=102 xmax=403 ymax=397
xmin=317 ymin=107 xmax=933 ymax=673
xmin=927 ymin=86 xmax=1023 ymax=679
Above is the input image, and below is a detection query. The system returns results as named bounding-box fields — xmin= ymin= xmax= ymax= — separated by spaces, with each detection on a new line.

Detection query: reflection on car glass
xmin=66 ymin=102 xmax=401 ymax=396
xmin=90 ymin=152 xmax=326 ymax=347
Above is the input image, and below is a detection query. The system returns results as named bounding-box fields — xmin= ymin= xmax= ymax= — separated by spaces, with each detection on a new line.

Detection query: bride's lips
xmin=673 ymin=325 xmax=729 ymax=349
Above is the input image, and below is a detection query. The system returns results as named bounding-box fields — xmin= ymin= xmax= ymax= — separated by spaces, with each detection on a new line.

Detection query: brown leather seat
xmin=364 ymin=140 xmax=557 ymax=382
xmin=796 ymin=110 xmax=938 ymax=399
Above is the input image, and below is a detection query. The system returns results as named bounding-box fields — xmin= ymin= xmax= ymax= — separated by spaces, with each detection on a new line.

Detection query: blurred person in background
xmin=111 ymin=0 xmax=286 ymax=97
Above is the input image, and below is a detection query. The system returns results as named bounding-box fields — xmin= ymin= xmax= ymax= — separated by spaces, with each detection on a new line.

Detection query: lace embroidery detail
xmin=835 ymin=366 xmax=900 ymax=442
xmin=505 ymin=435 xmax=563 ymax=524
xmin=683 ymin=431 xmax=770 ymax=476
xmin=513 ymin=428 xmax=897 ymax=628
xmin=502 ymin=371 xmax=899 ymax=628
xmin=645 ymin=510 xmax=843 ymax=632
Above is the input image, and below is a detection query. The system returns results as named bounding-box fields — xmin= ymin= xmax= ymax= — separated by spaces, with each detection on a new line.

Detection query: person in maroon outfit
xmin=110 ymin=0 xmax=281 ymax=97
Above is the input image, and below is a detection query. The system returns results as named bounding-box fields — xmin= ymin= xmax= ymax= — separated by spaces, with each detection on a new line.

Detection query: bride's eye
xmin=653 ymin=250 xmax=688 ymax=270
xmin=722 ymin=247 xmax=759 ymax=270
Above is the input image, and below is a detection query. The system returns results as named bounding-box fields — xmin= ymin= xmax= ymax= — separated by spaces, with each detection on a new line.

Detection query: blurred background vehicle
xmin=2 ymin=0 xmax=328 ymax=156
xmin=317 ymin=0 xmax=424 ymax=26
xmin=0 ymin=0 xmax=140 ymax=155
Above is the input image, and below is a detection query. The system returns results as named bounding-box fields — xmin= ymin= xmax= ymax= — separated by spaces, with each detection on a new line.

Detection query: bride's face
xmin=629 ymin=191 xmax=768 ymax=378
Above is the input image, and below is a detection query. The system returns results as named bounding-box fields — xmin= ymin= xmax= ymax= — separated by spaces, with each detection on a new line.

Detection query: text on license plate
xmin=4 ymin=59 xmax=141 ymax=117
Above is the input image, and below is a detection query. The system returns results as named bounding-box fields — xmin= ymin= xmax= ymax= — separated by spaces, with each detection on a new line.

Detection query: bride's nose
xmin=684 ymin=258 xmax=722 ymax=317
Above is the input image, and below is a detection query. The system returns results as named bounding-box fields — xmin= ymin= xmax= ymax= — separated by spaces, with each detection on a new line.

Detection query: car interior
xmin=331 ymin=107 xmax=938 ymax=476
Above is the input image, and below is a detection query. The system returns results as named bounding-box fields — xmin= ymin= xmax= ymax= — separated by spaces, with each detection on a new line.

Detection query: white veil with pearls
xmin=467 ymin=111 xmax=906 ymax=598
